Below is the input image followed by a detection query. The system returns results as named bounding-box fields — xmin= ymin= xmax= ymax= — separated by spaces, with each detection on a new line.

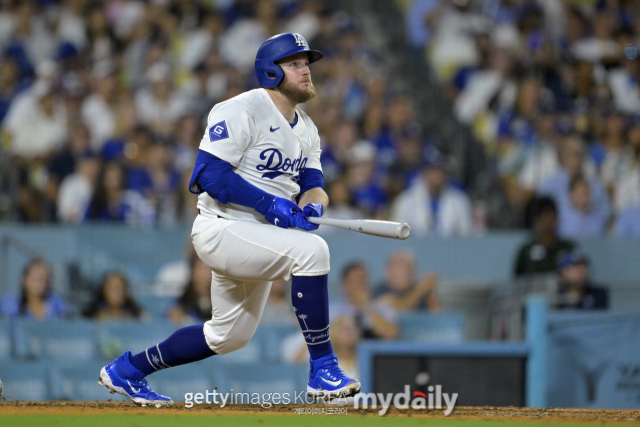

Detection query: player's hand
xmin=265 ymin=197 xmax=302 ymax=229
xmin=293 ymin=203 xmax=323 ymax=231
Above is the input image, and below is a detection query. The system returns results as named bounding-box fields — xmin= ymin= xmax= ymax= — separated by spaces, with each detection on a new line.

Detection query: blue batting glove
xmin=265 ymin=197 xmax=302 ymax=229
xmin=294 ymin=203 xmax=323 ymax=231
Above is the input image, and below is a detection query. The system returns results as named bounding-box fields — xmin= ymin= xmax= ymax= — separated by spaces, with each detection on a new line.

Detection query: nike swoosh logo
xmin=274 ymin=218 xmax=279 ymax=226
xmin=270 ymin=126 xmax=280 ymax=132
xmin=321 ymin=377 xmax=342 ymax=387
xmin=127 ymin=380 xmax=141 ymax=394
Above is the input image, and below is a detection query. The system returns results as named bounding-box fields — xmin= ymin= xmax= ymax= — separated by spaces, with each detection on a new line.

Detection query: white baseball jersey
xmin=197 ymin=88 xmax=322 ymax=223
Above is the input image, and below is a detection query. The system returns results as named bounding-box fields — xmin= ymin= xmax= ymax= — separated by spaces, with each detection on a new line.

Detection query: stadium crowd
xmin=405 ymin=0 xmax=640 ymax=236
xmin=0 ymin=0 xmax=403 ymax=228
xmin=1 ymin=0 xmax=639 ymax=237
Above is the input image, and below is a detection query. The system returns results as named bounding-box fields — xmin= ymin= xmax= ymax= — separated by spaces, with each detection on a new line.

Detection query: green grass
xmin=0 ymin=415 xmax=621 ymax=427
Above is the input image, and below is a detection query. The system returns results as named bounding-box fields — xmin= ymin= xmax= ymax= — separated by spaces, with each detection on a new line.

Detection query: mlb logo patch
xmin=209 ymin=120 xmax=229 ymax=142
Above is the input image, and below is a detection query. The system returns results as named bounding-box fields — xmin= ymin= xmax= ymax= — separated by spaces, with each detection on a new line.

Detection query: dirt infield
xmin=1 ymin=401 xmax=640 ymax=423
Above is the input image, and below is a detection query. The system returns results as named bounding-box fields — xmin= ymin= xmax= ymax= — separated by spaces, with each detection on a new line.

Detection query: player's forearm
xmin=298 ymin=187 xmax=328 ymax=211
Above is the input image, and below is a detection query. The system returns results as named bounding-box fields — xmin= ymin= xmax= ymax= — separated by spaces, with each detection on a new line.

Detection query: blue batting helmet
xmin=255 ymin=33 xmax=323 ymax=88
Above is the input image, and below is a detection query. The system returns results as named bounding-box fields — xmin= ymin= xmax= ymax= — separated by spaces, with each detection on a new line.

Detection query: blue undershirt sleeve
xmin=296 ymin=168 xmax=324 ymax=203
xmin=189 ymin=150 xmax=275 ymax=215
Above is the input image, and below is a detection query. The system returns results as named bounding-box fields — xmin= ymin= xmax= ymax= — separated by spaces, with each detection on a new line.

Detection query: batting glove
xmin=264 ymin=197 xmax=302 ymax=229
xmin=294 ymin=202 xmax=323 ymax=231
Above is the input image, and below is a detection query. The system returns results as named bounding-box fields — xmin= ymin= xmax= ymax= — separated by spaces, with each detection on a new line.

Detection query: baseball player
xmin=99 ymin=33 xmax=361 ymax=407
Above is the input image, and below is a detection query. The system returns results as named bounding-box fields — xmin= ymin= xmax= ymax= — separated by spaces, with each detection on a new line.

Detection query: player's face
xmin=276 ymin=52 xmax=316 ymax=103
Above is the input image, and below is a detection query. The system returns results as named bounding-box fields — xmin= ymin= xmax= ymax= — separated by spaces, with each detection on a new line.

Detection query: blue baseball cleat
xmin=307 ymin=353 xmax=361 ymax=399
xmin=98 ymin=351 xmax=173 ymax=407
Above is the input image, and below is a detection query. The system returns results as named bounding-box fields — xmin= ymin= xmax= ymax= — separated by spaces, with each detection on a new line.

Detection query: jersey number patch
xmin=209 ymin=120 xmax=229 ymax=142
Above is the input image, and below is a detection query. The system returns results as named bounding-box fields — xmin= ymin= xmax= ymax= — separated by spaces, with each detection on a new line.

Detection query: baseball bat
xmin=307 ymin=217 xmax=411 ymax=240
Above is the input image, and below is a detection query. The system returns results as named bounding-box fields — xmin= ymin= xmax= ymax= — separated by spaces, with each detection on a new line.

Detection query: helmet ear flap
xmin=259 ymin=62 xmax=284 ymax=88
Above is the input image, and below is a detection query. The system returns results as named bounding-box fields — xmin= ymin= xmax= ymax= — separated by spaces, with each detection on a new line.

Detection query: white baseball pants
xmin=190 ymin=214 xmax=330 ymax=355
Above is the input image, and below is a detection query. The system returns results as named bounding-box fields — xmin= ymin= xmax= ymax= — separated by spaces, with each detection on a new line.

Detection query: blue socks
xmin=129 ymin=325 xmax=216 ymax=376
xmin=127 ymin=276 xmax=333 ymax=376
xmin=291 ymin=274 xmax=334 ymax=360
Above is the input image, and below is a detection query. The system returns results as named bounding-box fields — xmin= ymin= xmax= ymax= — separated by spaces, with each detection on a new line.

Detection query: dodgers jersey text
xmin=197 ymin=88 xmax=322 ymax=223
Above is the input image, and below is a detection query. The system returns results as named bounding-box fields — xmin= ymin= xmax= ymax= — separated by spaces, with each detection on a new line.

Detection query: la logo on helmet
xmin=293 ymin=33 xmax=306 ymax=47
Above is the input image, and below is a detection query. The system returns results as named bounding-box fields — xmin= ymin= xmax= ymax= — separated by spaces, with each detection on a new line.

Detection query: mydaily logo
xmin=354 ymin=385 xmax=458 ymax=416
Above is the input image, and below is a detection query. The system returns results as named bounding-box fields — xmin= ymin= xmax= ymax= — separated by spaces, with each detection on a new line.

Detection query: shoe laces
xmin=321 ymin=358 xmax=345 ymax=379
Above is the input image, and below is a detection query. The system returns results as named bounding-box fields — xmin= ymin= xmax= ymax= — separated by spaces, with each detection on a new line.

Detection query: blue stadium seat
xmin=212 ymin=363 xmax=308 ymax=397
xmin=13 ymin=320 xmax=98 ymax=363
xmin=0 ymin=320 xmax=11 ymax=359
xmin=148 ymin=361 xmax=217 ymax=402
xmin=98 ymin=321 xmax=178 ymax=361
xmin=397 ymin=311 xmax=466 ymax=343
xmin=0 ymin=361 xmax=50 ymax=401
xmin=49 ymin=361 xmax=128 ymax=402
xmin=139 ymin=295 xmax=176 ymax=319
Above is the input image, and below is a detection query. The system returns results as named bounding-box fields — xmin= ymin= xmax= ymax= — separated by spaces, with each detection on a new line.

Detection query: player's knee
xmin=297 ymin=234 xmax=330 ymax=274
xmin=226 ymin=336 xmax=252 ymax=354
xmin=216 ymin=331 xmax=254 ymax=355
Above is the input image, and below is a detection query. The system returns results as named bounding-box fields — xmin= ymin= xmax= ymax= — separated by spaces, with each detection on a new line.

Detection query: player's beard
xmin=275 ymin=77 xmax=317 ymax=104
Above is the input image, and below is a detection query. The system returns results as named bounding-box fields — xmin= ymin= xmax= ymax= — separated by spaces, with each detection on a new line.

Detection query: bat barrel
xmin=307 ymin=217 xmax=411 ymax=240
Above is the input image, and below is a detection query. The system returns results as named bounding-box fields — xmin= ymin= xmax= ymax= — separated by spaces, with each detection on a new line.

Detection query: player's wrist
xmin=254 ymin=194 xmax=277 ymax=215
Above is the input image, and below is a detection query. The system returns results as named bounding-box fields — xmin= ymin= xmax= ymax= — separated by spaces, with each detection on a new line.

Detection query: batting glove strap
xmin=265 ymin=197 xmax=302 ymax=228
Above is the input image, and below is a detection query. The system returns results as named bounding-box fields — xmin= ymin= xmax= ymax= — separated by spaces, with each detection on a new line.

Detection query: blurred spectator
xmin=261 ymin=279 xmax=296 ymax=326
xmin=316 ymin=178 xmax=363 ymax=235
xmin=154 ymin=240 xmax=197 ymax=297
xmin=559 ymin=174 xmax=609 ymax=237
xmin=344 ymin=141 xmax=387 ymax=216
xmin=538 ymin=137 xmax=610 ymax=234
xmin=373 ymin=97 xmax=417 ymax=169
xmin=514 ymin=196 xmax=576 ymax=277
xmin=178 ymin=12 xmax=224 ymax=73
xmin=47 ymin=123 xmax=93 ymax=194
xmin=0 ymin=258 xmax=65 ymax=320
xmin=0 ymin=57 xmax=27 ymax=125
xmin=608 ymin=57 xmax=640 ymax=115
xmin=571 ymin=10 xmax=619 ymax=63
xmin=427 ymin=0 xmax=490 ymax=82
xmin=168 ymin=257 xmax=212 ymax=324
xmin=329 ymin=315 xmax=361 ymax=380
xmin=219 ymin=1 xmax=271 ymax=71
xmin=135 ymin=63 xmax=190 ymax=135
xmin=555 ymin=252 xmax=608 ymax=310
xmin=127 ymin=143 xmax=181 ymax=226
xmin=84 ymin=161 xmax=154 ymax=227
xmin=82 ymin=271 xmax=144 ymax=321
xmin=454 ymin=47 xmax=516 ymax=126
xmin=599 ymin=112 xmax=634 ymax=192
xmin=404 ymin=0 xmax=441 ymax=48
xmin=614 ymin=146 xmax=640 ymax=212
xmin=331 ymin=262 xmax=398 ymax=340
xmin=57 ymin=155 xmax=99 ymax=224
xmin=615 ymin=203 xmax=640 ymax=237
xmin=518 ymin=113 xmax=564 ymax=193
xmin=320 ymin=121 xmax=358 ymax=182
xmin=173 ymin=113 xmax=202 ymax=174
xmin=3 ymin=81 xmax=67 ymax=159
xmin=391 ymin=148 xmax=472 ymax=236
xmin=386 ymin=126 xmax=426 ymax=198
xmin=81 ymin=61 xmax=121 ymax=151
xmin=374 ymin=249 xmax=439 ymax=311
